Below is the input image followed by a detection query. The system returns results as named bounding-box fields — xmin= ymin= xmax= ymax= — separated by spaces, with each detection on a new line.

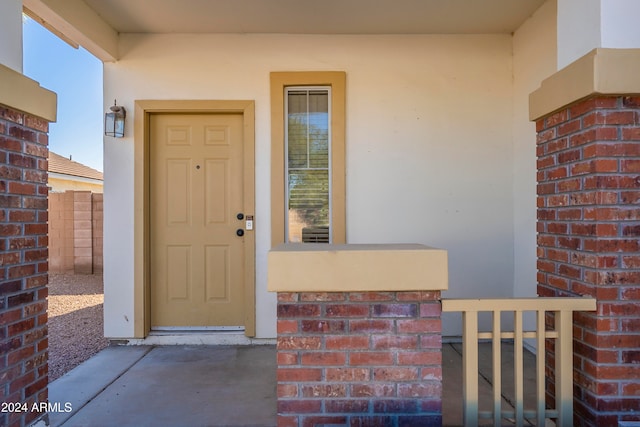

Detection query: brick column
xmin=0 ymin=104 xmax=50 ymax=427
xmin=276 ymin=291 xmax=442 ymax=427
xmin=536 ymin=95 xmax=640 ymax=425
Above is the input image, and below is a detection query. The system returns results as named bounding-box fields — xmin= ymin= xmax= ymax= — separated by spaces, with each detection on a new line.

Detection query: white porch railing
xmin=442 ymin=297 xmax=596 ymax=427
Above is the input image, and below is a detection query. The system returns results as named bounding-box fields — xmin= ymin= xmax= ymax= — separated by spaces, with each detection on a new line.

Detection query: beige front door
xmin=150 ymin=113 xmax=247 ymax=328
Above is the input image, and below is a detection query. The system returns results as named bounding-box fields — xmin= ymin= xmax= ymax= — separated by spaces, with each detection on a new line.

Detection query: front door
xmin=150 ymin=113 xmax=246 ymax=329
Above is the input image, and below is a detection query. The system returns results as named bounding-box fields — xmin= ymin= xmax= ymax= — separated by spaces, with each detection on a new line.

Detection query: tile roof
xmin=48 ymin=152 xmax=103 ymax=181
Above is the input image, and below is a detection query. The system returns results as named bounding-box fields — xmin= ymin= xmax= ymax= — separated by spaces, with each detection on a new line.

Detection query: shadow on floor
xmin=49 ymin=342 xmax=538 ymax=427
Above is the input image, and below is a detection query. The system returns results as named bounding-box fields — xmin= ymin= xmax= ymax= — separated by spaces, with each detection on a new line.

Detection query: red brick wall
xmin=0 ymin=104 xmax=50 ymax=427
xmin=536 ymin=96 xmax=640 ymax=426
xmin=276 ymin=291 xmax=442 ymax=427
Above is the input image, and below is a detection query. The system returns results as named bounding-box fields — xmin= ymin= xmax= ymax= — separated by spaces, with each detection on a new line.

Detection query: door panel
xmin=150 ymin=113 xmax=245 ymax=328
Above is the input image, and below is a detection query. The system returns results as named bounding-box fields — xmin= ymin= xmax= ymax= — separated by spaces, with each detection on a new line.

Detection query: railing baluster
xmin=536 ymin=310 xmax=546 ymax=426
xmin=492 ymin=310 xmax=502 ymax=427
xmin=463 ymin=310 xmax=479 ymax=427
xmin=555 ymin=309 xmax=573 ymax=427
xmin=441 ymin=297 xmax=595 ymax=427
xmin=514 ymin=310 xmax=524 ymax=427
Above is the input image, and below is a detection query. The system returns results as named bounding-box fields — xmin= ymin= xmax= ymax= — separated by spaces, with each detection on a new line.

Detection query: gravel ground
xmin=48 ymin=273 xmax=109 ymax=382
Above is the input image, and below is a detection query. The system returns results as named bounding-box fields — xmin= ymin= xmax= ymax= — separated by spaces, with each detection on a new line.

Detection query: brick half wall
xmin=276 ymin=291 xmax=442 ymax=427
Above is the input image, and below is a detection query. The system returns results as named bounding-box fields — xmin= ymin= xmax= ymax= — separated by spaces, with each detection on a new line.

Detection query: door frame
xmin=133 ymin=100 xmax=256 ymax=338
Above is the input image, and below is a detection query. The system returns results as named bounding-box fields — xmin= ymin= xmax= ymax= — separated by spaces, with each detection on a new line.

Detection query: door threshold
xmin=123 ymin=332 xmax=275 ymax=346
xmin=152 ymin=326 xmax=245 ymax=332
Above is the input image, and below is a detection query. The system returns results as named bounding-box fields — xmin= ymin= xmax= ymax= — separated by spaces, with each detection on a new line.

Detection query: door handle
xmin=237 ymin=213 xmax=244 ymax=220
xmin=236 ymin=229 xmax=244 ymax=237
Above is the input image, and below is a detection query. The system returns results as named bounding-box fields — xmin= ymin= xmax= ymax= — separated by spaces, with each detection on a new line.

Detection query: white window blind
xmin=285 ymin=87 xmax=331 ymax=243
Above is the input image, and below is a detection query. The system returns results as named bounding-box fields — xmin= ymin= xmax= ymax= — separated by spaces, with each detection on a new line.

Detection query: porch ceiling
xmin=24 ymin=0 xmax=545 ymax=62
xmin=82 ymin=0 xmax=545 ymax=35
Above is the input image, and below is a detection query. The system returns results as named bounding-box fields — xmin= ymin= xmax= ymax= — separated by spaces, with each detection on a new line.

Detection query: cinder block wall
xmin=48 ymin=192 xmax=73 ymax=273
xmin=0 ymin=104 xmax=50 ymax=427
xmin=47 ymin=191 xmax=103 ymax=274
xmin=73 ymin=191 xmax=93 ymax=274
xmin=92 ymin=193 xmax=103 ymax=274
xmin=536 ymin=96 xmax=640 ymax=426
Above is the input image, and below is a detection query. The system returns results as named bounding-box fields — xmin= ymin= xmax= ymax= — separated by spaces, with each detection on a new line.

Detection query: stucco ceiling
xmin=82 ymin=0 xmax=547 ymax=34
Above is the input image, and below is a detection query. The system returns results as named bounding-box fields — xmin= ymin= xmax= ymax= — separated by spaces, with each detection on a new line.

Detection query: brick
xmin=299 ymin=292 xmax=345 ymax=302
xmin=372 ymin=367 xmax=418 ymax=382
xmin=26 ymin=275 xmax=47 ymax=289
xmin=7 ymin=291 xmax=35 ymax=308
xmin=277 ymin=320 xmax=298 ymax=334
xmin=372 ymin=304 xmax=417 ymax=318
xmin=350 ymin=352 xmax=393 ymax=366
xmin=325 ymin=304 xmax=369 ymax=317
xmin=0 ymin=224 xmax=22 ymax=236
xmin=8 ymin=264 xmax=36 ymax=279
xmin=621 ymin=159 xmax=640 ymax=172
xmin=325 ymin=336 xmax=369 ymax=350
xmin=325 ymin=368 xmax=370 ymax=382
xmin=0 ymin=165 xmax=21 ymax=180
xmin=349 ymin=320 xmax=393 ymax=334
xmin=351 ymin=383 xmax=396 ymax=398
xmin=277 ymin=368 xmax=322 ymax=382
xmin=301 ymin=352 xmax=346 ymax=366
xmin=277 ymin=400 xmax=321 ymax=414
xmin=8 ymin=371 xmax=35 ymax=395
xmin=23 ymin=115 xmax=48 ymax=133
xmin=546 ymin=110 xmax=569 ymax=127
xmin=398 ymin=351 xmax=441 ymax=366
xmin=302 ymin=416 xmax=347 ymax=427
xmin=277 ymin=384 xmax=298 ymax=398
xmin=325 ymin=400 xmax=369 ymax=413
xmin=7 ymin=318 xmax=35 ymax=337
xmin=277 ymin=352 xmax=298 ymax=367
xmin=24 ymin=376 xmax=47 ymax=399
xmin=277 ymin=337 xmax=322 ymax=350
xmin=398 ymin=382 xmax=442 ymax=398
xmin=371 ymin=335 xmax=417 ymax=350
xmin=557 ymin=119 xmax=581 ymax=136
xmin=8 ymin=210 xmax=36 ymax=222
xmin=277 ymin=304 xmax=320 ymax=318
xmin=372 ymin=399 xmax=418 ymax=413
xmin=421 ymin=367 xmax=443 ymax=381
xmin=419 ymin=303 xmax=441 ymax=318
xmin=24 ymin=224 xmax=47 ymax=235
xmin=300 ymin=384 xmax=346 ymax=398
xmin=301 ymin=320 xmax=346 ymax=334
xmin=558 ymin=149 xmax=581 ymax=164
xmin=348 ymin=292 xmax=394 ymax=302
xmin=0 ymin=252 xmax=20 ymax=266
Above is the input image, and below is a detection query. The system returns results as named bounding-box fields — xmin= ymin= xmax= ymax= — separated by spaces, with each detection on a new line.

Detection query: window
xmin=286 ymin=88 xmax=330 ymax=243
xmin=271 ymin=72 xmax=345 ymax=246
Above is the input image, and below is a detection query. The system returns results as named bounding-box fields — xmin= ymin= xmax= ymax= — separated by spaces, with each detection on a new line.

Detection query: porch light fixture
xmin=104 ymin=100 xmax=126 ymax=138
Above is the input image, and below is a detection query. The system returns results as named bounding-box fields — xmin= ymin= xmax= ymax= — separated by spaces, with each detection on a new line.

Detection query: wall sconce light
xmin=104 ymin=100 xmax=126 ymax=138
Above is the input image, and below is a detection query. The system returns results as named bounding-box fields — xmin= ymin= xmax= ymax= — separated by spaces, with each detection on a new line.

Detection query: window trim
xmin=271 ymin=72 xmax=346 ymax=247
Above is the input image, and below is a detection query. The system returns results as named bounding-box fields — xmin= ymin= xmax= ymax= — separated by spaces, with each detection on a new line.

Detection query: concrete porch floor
xmin=48 ymin=342 xmax=538 ymax=427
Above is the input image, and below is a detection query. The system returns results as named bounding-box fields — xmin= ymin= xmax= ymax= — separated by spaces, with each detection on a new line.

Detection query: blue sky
xmin=22 ymin=16 xmax=103 ymax=172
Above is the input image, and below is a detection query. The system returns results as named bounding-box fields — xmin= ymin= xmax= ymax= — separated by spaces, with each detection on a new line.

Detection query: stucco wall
xmin=49 ymin=176 xmax=104 ymax=193
xmin=104 ymin=33 xmax=516 ymax=338
xmin=557 ymin=0 xmax=640 ymax=69
xmin=511 ymin=0 xmax=558 ymax=342
xmin=513 ymin=6 xmax=558 ymax=293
